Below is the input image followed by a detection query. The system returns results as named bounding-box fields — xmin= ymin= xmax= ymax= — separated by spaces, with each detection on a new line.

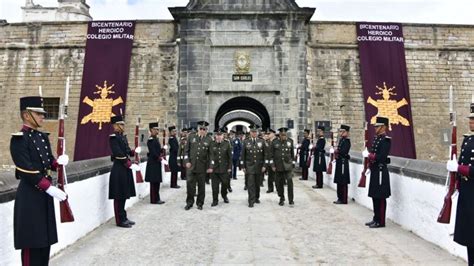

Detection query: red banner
xmin=357 ymin=22 xmax=416 ymax=159
xmin=73 ymin=21 xmax=135 ymax=161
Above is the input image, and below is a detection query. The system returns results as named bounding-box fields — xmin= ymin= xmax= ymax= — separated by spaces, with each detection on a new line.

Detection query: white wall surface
xmin=308 ymin=157 xmax=467 ymax=261
xmin=0 ymin=162 xmax=150 ymax=266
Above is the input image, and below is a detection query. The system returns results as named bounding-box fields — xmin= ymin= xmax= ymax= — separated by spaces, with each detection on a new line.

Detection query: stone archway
xmin=214 ymin=96 xmax=271 ymax=131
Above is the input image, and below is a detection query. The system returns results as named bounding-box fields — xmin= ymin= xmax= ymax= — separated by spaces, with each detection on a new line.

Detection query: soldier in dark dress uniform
xmin=145 ymin=122 xmax=165 ymax=205
xmin=299 ymin=129 xmax=311 ymax=180
xmin=184 ymin=121 xmax=213 ymax=210
xmin=363 ymin=117 xmax=391 ymax=228
xmin=312 ymin=126 xmax=327 ymax=189
xmin=271 ymin=127 xmax=295 ymax=206
xmin=178 ymin=128 xmax=189 ymax=180
xmin=168 ymin=125 xmax=181 ymax=189
xmin=241 ymin=124 xmax=266 ymax=207
xmin=264 ymin=129 xmax=277 ymax=193
xmin=446 ymin=103 xmax=474 ymax=265
xmin=210 ymin=128 xmax=232 ymax=206
xmin=232 ymin=132 xmax=242 ymax=181
xmin=109 ymin=115 xmax=139 ymax=228
xmin=10 ymin=96 xmax=69 ymax=266
xmin=333 ymin=125 xmax=351 ymax=204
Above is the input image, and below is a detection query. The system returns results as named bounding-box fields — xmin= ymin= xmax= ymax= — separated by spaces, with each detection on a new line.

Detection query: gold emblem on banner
xmin=234 ymin=51 xmax=250 ymax=74
xmin=367 ymin=82 xmax=410 ymax=130
xmin=80 ymin=80 xmax=123 ymax=130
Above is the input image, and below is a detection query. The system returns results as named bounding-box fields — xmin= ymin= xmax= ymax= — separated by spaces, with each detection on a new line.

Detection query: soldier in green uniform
xmin=241 ymin=124 xmax=266 ymax=208
xmin=264 ymin=128 xmax=277 ymax=193
xmin=210 ymin=128 xmax=232 ymax=206
xmin=271 ymin=127 xmax=295 ymax=206
xmin=184 ymin=121 xmax=213 ymax=210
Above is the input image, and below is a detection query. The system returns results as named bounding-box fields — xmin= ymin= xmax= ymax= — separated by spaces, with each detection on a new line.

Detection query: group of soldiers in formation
xmin=9 ymin=95 xmax=474 ymax=265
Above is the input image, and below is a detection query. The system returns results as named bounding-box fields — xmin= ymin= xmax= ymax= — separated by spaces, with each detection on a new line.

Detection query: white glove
xmin=446 ymin=155 xmax=458 ymax=172
xmin=163 ymin=145 xmax=169 ymax=150
xmin=130 ymin=164 xmax=141 ymax=171
xmin=365 ymin=169 xmax=371 ymax=177
xmin=297 ymin=144 xmax=302 ymax=148
xmin=57 ymin=154 xmax=69 ymax=166
xmin=308 ymin=144 xmax=313 ymax=150
xmin=134 ymin=147 xmax=142 ymax=154
xmin=46 ymin=186 xmax=67 ymax=201
xmin=329 ymin=147 xmax=335 ymax=154
xmin=362 ymin=148 xmax=369 ymax=158
xmin=161 ymin=159 xmax=169 ymax=166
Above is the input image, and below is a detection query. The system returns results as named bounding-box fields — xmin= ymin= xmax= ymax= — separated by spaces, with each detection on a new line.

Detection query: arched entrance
xmin=214 ymin=96 xmax=271 ymax=132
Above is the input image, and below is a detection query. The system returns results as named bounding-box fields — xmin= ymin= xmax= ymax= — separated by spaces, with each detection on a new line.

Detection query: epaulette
xmin=385 ymin=136 xmax=392 ymax=139
xmin=148 ymin=137 xmax=154 ymax=140
xmin=463 ymin=132 xmax=474 ymax=137
xmin=110 ymin=134 xmax=116 ymax=137
xmin=11 ymin=132 xmax=24 ymax=137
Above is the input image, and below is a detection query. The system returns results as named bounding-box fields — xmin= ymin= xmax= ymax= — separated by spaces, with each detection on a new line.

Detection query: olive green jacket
xmin=184 ymin=134 xmax=213 ymax=173
xmin=210 ymin=140 xmax=232 ymax=174
xmin=271 ymin=137 xmax=295 ymax=172
xmin=240 ymin=137 xmax=266 ymax=174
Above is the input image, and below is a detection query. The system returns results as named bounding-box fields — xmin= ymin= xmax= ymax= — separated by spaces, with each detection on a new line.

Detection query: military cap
xmin=214 ymin=128 xmax=226 ymax=135
xmin=149 ymin=122 xmax=159 ymax=129
xmin=249 ymin=124 xmax=260 ymax=131
xmin=374 ymin=117 xmax=389 ymax=127
xmin=20 ymin=96 xmax=46 ymax=114
xmin=168 ymin=125 xmax=176 ymax=131
xmin=111 ymin=115 xmax=125 ymax=125
xmin=340 ymin=124 xmax=350 ymax=131
xmin=278 ymin=127 xmax=289 ymax=133
xmin=317 ymin=126 xmax=325 ymax=131
xmin=197 ymin=121 xmax=209 ymax=128
xmin=265 ymin=128 xmax=276 ymax=134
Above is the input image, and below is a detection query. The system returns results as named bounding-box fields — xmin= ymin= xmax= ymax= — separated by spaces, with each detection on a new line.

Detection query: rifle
xmin=437 ymin=85 xmax=457 ymax=224
xmin=326 ymin=132 xmax=335 ymax=175
xmin=358 ymin=121 xmax=369 ymax=187
xmin=56 ymin=77 xmax=74 ymax=223
xmin=134 ymin=117 xmax=144 ymax=183
xmin=162 ymin=124 xmax=170 ymax=172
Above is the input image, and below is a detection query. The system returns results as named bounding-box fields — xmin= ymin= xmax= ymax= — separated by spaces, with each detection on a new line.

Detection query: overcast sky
xmin=1 ymin=0 xmax=473 ymax=25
